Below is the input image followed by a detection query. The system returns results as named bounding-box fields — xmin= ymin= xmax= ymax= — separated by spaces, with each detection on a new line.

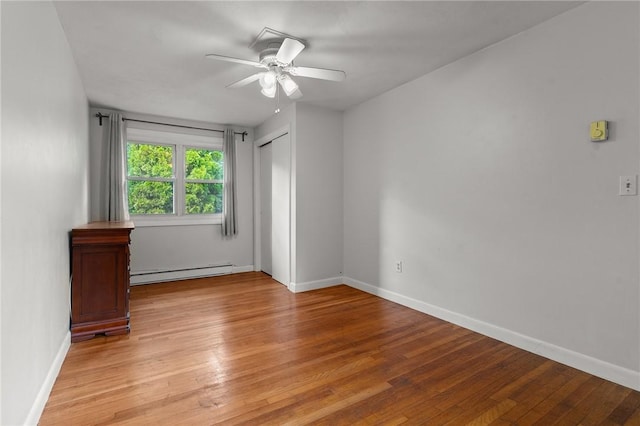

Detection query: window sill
xmin=131 ymin=215 xmax=222 ymax=228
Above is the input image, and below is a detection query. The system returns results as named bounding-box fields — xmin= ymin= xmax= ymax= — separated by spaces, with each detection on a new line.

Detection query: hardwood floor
xmin=40 ymin=272 xmax=640 ymax=425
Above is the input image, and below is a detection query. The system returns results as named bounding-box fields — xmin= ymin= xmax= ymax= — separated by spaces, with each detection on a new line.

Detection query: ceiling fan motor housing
xmin=259 ymin=44 xmax=282 ymax=66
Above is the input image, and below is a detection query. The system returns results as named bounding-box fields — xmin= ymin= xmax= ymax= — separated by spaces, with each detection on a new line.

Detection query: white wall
xmin=255 ymin=103 xmax=296 ymax=143
xmin=295 ymin=104 xmax=343 ymax=284
xmin=89 ymin=108 xmax=254 ymax=276
xmin=343 ymin=2 xmax=640 ymax=389
xmin=1 ymin=2 xmax=90 ymax=424
xmin=255 ymin=103 xmax=344 ymax=289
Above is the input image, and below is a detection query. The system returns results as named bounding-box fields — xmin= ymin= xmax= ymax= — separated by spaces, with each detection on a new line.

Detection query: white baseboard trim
xmin=343 ymin=276 xmax=640 ymax=391
xmin=232 ymin=265 xmax=255 ymax=274
xmin=26 ymin=331 xmax=71 ymax=426
xmin=131 ymin=264 xmax=255 ymax=285
xmin=289 ymin=276 xmax=343 ymax=293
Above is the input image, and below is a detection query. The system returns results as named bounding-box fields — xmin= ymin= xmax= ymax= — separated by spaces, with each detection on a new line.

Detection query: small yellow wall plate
xmin=590 ymin=120 xmax=608 ymax=142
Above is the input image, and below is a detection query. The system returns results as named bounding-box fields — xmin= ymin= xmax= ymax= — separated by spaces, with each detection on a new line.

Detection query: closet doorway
xmin=258 ymin=133 xmax=290 ymax=286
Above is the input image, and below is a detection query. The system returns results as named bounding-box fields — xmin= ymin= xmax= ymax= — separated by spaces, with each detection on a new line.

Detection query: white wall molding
xmin=289 ymin=276 xmax=344 ymax=293
xmin=26 ymin=332 xmax=71 ymax=426
xmin=232 ymin=265 xmax=255 ymax=274
xmin=344 ymin=276 xmax=640 ymax=391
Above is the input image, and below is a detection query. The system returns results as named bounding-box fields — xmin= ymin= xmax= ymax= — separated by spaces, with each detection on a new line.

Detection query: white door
xmin=270 ymin=133 xmax=290 ymax=286
xmin=260 ymin=142 xmax=272 ymax=275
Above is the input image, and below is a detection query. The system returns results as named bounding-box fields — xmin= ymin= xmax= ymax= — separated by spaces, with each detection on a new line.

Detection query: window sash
xmin=127 ymin=176 xmax=175 ymax=183
xmin=125 ymin=135 xmax=224 ymax=224
xmin=185 ymin=178 xmax=223 ymax=184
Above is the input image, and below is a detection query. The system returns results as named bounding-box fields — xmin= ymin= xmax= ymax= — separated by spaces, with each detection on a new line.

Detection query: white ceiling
xmin=54 ymin=1 xmax=583 ymax=128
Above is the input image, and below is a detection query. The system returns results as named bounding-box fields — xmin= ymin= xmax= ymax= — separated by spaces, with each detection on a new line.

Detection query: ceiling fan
xmin=206 ymin=38 xmax=346 ymax=99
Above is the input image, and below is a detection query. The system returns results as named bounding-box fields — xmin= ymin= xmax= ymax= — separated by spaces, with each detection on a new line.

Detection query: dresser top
xmin=73 ymin=221 xmax=135 ymax=231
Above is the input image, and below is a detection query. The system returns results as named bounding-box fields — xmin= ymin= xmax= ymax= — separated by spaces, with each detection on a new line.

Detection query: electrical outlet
xmin=395 ymin=261 xmax=403 ymax=273
xmin=619 ymin=175 xmax=637 ymax=196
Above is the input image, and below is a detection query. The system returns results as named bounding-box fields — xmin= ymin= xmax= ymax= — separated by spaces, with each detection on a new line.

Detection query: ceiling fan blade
xmin=276 ymin=38 xmax=305 ymax=65
xmin=289 ymin=88 xmax=303 ymax=100
xmin=205 ymin=54 xmax=266 ymax=68
xmin=288 ymin=66 xmax=346 ymax=82
xmin=227 ymin=73 xmax=262 ymax=89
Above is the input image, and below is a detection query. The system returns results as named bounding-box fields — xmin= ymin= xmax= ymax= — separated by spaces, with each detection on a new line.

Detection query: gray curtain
xmin=222 ymin=128 xmax=237 ymax=236
xmin=105 ymin=113 xmax=130 ymax=221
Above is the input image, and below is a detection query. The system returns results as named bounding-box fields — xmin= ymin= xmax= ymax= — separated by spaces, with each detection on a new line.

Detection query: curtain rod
xmin=95 ymin=113 xmax=248 ymax=142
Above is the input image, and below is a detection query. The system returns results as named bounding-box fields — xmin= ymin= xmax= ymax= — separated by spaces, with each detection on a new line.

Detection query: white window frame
xmin=126 ymin=127 xmax=224 ymax=227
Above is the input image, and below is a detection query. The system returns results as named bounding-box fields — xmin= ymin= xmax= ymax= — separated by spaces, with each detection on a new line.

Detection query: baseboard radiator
xmin=130 ymin=263 xmax=232 ymax=285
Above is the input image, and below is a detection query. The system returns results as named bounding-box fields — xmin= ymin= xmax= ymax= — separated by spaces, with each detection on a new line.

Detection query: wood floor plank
xmin=463 ymin=398 xmax=517 ymax=426
xmin=543 ymin=376 xmax=605 ymax=425
xmin=607 ymin=390 xmax=640 ymax=424
xmin=577 ymin=383 xmax=633 ymax=425
xmin=513 ymin=371 xmax=592 ymax=425
xmin=624 ymin=407 xmax=640 ymax=425
xmin=497 ymin=364 xmax=578 ymax=422
xmin=39 ymin=272 xmax=640 ymax=425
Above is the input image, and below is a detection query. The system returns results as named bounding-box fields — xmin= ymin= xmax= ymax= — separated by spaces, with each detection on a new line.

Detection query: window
xmin=184 ymin=148 xmax=223 ymax=214
xmin=127 ymin=143 xmax=175 ymax=214
xmin=126 ymin=128 xmax=223 ymax=226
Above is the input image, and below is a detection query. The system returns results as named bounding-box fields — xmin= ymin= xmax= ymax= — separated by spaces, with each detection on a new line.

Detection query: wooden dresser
xmin=71 ymin=221 xmax=134 ymax=342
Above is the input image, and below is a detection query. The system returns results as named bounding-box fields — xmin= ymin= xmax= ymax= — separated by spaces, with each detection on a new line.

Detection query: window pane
xmin=185 ymin=183 xmax=222 ymax=214
xmin=185 ymin=148 xmax=223 ymax=180
xmin=127 ymin=143 xmax=173 ymax=178
xmin=128 ymin=181 xmax=174 ymax=214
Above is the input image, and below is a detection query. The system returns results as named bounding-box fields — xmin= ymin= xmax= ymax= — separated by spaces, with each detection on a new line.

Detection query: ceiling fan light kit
xmin=258 ymin=71 xmax=277 ymax=90
xmin=261 ymin=84 xmax=276 ymax=98
xmin=278 ymin=74 xmax=298 ymax=96
xmin=206 ymin=29 xmax=346 ymax=101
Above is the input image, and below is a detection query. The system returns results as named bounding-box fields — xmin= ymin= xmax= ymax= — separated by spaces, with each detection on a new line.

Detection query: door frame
xmin=259 ymin=141 xmax=273 ymax=276
xmin=253 ymin=125 xmax=293 ymax=288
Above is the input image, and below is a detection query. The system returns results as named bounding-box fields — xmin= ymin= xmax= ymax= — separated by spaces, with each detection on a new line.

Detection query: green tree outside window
xmin=185 ymin=148 xmax=224 ymax=214
xmin=126 ymin=142 xmax=224 ymax=216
